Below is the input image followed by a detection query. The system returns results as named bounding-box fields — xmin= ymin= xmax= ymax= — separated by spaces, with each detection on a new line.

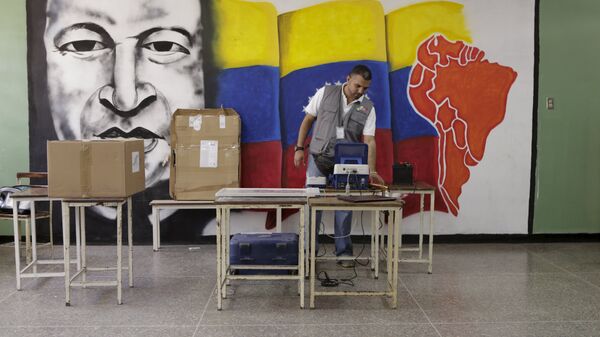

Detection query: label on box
xmin=219 ymin=115 xmax=226 ymax=129
xmin=132 ymin=151 xmax=140 ymax=173
xmin=200 ymin=140 xmax=218 ymax=168
xmin=189 ymin=115 xmax=202 ymax=131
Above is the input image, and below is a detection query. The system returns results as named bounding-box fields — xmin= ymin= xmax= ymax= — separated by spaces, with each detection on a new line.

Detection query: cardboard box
xmin=170 ymin=108 xmax=241 ymax=200
xmin=48 ymin=139 xmax=145 ymax=198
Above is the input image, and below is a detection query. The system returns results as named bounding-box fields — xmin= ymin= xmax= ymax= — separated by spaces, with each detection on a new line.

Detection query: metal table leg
xmin=392 ymin=208 xmax=401 ymax=309
xmin=299 ymin=207 xmax=305 ymax=309
xmin=128 ymin=197 xmax=133 ymax=287
xmin=80 ymin=207 xmax=87 ymax=284
xmin=428 ymin=192 xmax=435 ymax=274
xmin=62 ymin=203 xmax=71 ymax=306
xmin=12 ymin=204 xmax=21 ymax=290
xmin=309 ymin=208 xmax=316 ymax=309
xmin=216 ymin=207 xmax=222 ymax=310
xmin=116 ymin=203 xmax=123 ymax=305
xmin=152 ymin=206 xmax=159 ymax=252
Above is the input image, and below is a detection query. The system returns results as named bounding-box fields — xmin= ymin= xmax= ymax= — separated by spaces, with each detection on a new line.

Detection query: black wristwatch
xmin=294 ymin=145 xmax=304 ymax=152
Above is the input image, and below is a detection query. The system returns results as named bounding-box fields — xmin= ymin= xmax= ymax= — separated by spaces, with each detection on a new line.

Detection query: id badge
xmin=336 ymin=126 xmax=345 ymax=139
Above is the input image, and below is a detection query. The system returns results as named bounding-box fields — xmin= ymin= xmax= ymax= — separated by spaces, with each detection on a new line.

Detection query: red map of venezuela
xmin=408 ymin=34 xmax=517 ymax=215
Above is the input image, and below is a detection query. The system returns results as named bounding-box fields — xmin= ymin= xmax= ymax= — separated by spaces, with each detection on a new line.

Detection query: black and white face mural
xmin=28 ymin=0 xmax=213 ymax=243
xmin=44 ymin=0 xmax=204 ymax=187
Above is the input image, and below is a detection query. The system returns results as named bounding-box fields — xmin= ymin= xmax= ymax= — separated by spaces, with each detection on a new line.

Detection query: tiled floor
xmin=0 ymin=242 xmax=600 ymax=337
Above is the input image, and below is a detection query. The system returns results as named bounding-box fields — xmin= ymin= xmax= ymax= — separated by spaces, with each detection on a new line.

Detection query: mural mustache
xmin=78 ymin=85 xmax=173 ymax=188
xmin=95 ymin=127 xmax=165 ymax=154
xmin=94 ymin=127 xmax=164 ymax=141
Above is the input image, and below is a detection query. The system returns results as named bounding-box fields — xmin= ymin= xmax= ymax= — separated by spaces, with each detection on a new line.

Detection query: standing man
xmin=293 ymin=65 xmax=384 ymax=267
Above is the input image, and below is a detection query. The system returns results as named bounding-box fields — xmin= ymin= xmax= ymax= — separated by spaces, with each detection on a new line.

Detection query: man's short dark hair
xmin=349 ymin=64 xmax=372 ymax=81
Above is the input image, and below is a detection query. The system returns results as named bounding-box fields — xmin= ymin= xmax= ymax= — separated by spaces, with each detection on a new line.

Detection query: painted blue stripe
xmin=280 ymin=60 xmax=391 ymax=147
xmin=389 ymin=66 xmax=438 ymax=142
xmin=216 ymin=66 xmax=281 ymax=143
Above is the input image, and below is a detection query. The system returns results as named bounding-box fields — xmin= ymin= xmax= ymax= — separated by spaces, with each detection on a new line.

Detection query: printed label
xmin=132 ymin=151 xmax=140 ymax=173
xmin=189 ymin=115 xmax=202 ymax=131
xmin=219 ymin=115 xmax=226 ymax=129
xmin=200 ymin=140 xmax=218 ymax=168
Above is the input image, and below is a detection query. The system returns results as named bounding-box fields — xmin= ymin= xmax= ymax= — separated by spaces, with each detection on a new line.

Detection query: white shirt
xmin=303 ymin=84 xmax=377 ymax=136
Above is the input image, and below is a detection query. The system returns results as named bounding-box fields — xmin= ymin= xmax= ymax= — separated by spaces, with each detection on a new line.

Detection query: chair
xmin=0 ymin=172 xmax=53 ymax=262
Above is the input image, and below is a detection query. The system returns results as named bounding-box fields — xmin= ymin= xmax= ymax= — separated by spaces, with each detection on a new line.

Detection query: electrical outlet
xmin=546 ymin=97 xmax=554 ymax=110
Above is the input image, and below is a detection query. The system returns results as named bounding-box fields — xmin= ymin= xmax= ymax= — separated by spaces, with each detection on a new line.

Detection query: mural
xmin=27 ymin=0 xmax=534 ymax=241
xmin=383 ymin=0 xmax=533 ymax=234
xmin=408 ymin=34 xmax=517 ymax=215
xmin=386 ymin=1 xmax=518 ymax=217
xmin=28 ymin=0 xmax=214 ymax=242
xmin=278 ymin=0 xmax=393 ymax=188
xmin=209 ymin=0 xmax=282 ymax=189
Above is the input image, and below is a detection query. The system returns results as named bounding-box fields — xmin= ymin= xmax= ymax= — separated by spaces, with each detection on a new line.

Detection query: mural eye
xmin=59 ymin=40 xmax=107 ymax=53
xmin=143 ymin=41 xmax=190 ymax=55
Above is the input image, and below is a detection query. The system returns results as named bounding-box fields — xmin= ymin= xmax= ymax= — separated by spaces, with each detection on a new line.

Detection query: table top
xmin=10 ymin=187 xmax=49 ymax=200
xmin=388 ymin=181 xmax=436 ymax=192
xmin=62 ymin=197 xmax=128 ymax=203
xmin=320 ymin=188 xmax=386 ymax=195
xmin=150 ymin=199 xmax=215 ymax=206
xmin=308 ymin=196 xmax=404 ymax=208
xmin=216 ymin=187 xmax=318 ymax=198
xmin=214 ymin=197 xmax=308 ymax=206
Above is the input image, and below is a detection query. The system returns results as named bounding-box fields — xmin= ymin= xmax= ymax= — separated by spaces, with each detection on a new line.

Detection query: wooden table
xmin=389 ymin=182 xmax=436 ymax=273
xmin=10 ymin=187 xmax=78 ymax=289
xmin=61 ymin=196 xmax=133 ymax=305
xmin=214 ymin=195 xmax=307 ymax=310
xmin=150 ymin=199 xmax=216 ymax=251
xmin=308 ymin=196 xmax=404 ymax=309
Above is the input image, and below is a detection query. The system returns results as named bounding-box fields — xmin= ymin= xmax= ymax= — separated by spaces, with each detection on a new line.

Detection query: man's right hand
xmin=294 ymin=150 xmax=305 ymax=167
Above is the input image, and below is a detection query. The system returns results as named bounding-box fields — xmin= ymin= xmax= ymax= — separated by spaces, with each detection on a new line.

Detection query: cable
xmin=354 ymin=211 xmax=369 ymax=267
xmin=317 ymin=268 xmax=357 ymax=287
xmin=345 ymin=171 xmax=351 ymax=194
xmin=317 ymin=218 xmax=327 ymax=257
xmin=317 ymin=271 xmax=338 ymax=287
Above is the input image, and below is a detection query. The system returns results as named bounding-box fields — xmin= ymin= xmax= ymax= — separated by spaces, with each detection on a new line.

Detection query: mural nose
xmin=97 ymin=41 xmax=158 ymax=118
xmin=112 ymin=42 xmax=139 ymax=112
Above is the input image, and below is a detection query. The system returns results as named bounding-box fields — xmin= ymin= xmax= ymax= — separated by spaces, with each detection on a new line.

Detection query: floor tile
xmin=0 ymin=276 xmax=214 ymax=327
xmin=435 ymin=321 xmax=600 ymax=337
xmin=201 ymin=280 xmax=427 ymax=325
xmin=0 ymin=326 xmax=195 ymax=337
xmin=402 ymin=272 xmax=600 ymax=323
xmin=195 ymin=323 xmax=439 ymax=337
xmin=399 ymin=244 xmax=564 ymax=275
xmin=525 ymin=243 xmax=600 ymax=273
xmin=573 ymin=272 xmax=600 ymax=289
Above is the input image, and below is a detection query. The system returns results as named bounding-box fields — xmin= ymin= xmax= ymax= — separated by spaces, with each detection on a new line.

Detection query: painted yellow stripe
xmin=386 ymin=1 xmax=472 ymax=71
xmin=279 ymin=0 xmax=386 ymax=77
xmin=213 ymin=0 xmax=279 ymax=68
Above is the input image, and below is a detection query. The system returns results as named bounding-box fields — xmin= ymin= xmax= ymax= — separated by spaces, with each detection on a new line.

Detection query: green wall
xmin=0 ymin=0 xmax=598 ymax=235
xmin=534 ymin=0 xmax=600 ymax=233
xmin=0 ymin=1 xmax=29 ymax=234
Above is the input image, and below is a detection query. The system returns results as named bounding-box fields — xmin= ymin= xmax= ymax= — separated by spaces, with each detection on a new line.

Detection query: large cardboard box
xmin=48 ymin=139 xmax=145 ymax=198
xmin=170 ymin=108 xmax=241 ymax=200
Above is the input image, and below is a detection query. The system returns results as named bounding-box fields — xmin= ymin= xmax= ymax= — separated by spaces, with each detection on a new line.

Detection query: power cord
xmin=317 ymin=219 xmax=326 ymax=257
xmin=354 ymin=211 xmax=369 ymax=267
xmin=317 ymin=269 xmax=357 ymax=287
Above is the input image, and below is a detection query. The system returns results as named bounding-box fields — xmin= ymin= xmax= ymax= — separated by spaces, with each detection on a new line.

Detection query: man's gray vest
xmin=309 ymin=85 xmax=374 ymax=158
